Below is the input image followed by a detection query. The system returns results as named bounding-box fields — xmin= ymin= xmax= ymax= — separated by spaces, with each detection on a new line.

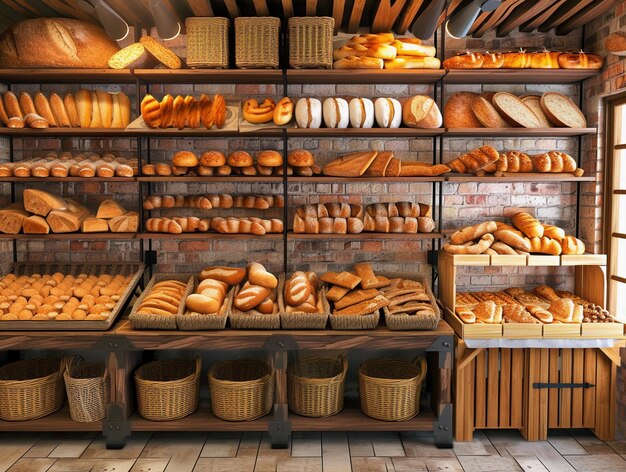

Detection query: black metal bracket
xmin=94 ymin=335 xmax=134 ymax=352
xmin=427 ymin=250 xmax=439 ymax=267
xmin=426 ymin=335 xmax=454 ymax=369
xmin=263 ymin=335 xmax=298 ymax=368
xmin=268 ymin=404 xmax=290 ymax=449
xmin=143 ymin=249 xmax=158 ymax=265
xmin=533 ymin=382 xmax=595 ymax=389
xmin=103 ymin=404 xmax=131 ymax=449
xmin=434 ymin=403 xmax=453 ymax=448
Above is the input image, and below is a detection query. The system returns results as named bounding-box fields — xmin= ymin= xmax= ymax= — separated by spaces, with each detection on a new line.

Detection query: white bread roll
xmin=295 ymin=98 xmax=322 ymax=129
xmin=374 ymin=98 xmax=402 ymax=128
xmin=322 ymin=97 xmax=349 ymax=129
xmin=349 ymin=98 xmax=375 ymax=129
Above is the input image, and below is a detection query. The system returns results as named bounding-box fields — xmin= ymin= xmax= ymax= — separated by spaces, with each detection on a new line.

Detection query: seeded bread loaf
xmin=492 ymin=92 xmax=541 ymax=128
xmin=539 ymin=92 xmax=586 ymax=128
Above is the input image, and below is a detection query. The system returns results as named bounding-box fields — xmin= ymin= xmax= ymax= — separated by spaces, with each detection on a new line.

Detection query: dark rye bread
xmin=492 ymin=92 xmax=541 ymax=128
xmin=540 ymin=92 xmax=586 ymax=128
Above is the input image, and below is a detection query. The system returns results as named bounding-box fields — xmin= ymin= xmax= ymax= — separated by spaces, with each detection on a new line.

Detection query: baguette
xmin=320 ymin=271 xmax=361 ymax=289
xmin=200 ymin=266 xmax=246 ymax=285
xmin=247 ymin=262 xmax=278 ymax=289
xmin=444 ymin=233 xmax=494 ymax=254
xmin=334 ymin=289 xmax=379 ymax=310
xmin=334 ymin=294 xmax=388 ymax=316
xmin=234 ymin=282 xmax=271 ymax=311
xmin=450 ymin=221 xmax=497 ymax=245
xmin=354 ymin=263 xmax=377 ymax=289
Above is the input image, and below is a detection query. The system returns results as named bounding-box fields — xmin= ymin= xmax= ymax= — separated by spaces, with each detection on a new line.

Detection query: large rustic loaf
xmin=492 ymin=93 xmax=541 ymax=128
xmin=540 ymin=93 xmax=587 ymax=128
xmin=443 ymin=92 xmax=482 ymax=128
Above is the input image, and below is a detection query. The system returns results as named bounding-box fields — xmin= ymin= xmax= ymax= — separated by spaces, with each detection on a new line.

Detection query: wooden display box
xmin=455 ymin=339 xmax=624 ymax=442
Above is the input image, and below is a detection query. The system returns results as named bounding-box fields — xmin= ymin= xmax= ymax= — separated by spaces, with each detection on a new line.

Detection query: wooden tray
xmin=443 ymin=307 xmax=503 ymax=339
xmin=0 ymin=263 xmax=143 ymax=331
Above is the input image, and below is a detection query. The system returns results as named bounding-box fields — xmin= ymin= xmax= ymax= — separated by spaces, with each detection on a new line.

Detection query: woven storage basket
xmin=186 ymin=17 xmax=230 ymax=68
xmin=383 ymin=276 xmax=440 ymax=330
xmin=280 ymin=279 xmax=330 ymax=329
xmin=235 ymin=17 xmax=280 ymax=69
xmin=288 ymin=17 xmax=334 ymax=69
xmin=64 ymin=357 xmax=110 ymax=423
xmin=229 ymin=275 xmax=282 ymax=329
xmin=359 ymin=357 xmax=427 ymax=421
xmin=0 ymin=357 xmax=66 ymax=421
xmin=209 ymin=359 xmax=274 ymax=421
xmin=177 ymin=277 xmax=234 ymax=330
xmin=329 ymin=310 xmax=380 ymax=330
xmin=288 ymin=356 xmax=347 ymax=417
xmin=135 ymin=357 xmax=200 ymax=421
xmin=129 ymin=273 xmax=194 ymax=330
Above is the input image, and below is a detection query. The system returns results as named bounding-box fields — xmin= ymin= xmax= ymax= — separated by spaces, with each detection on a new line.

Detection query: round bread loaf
xmin=257 ymin=150 xmax=283 ymax=167
xmin=443 ymin=92 xmax=482 ymax=128
xmin=172 ymin=151 xmax=198 ymax=167
xmin=227 ymin=151 xmax=254 ymax=168
xmin=200 ymin=151 xmax=226 ymax=167
xmin=288 ymin=149 xmax=314 ymax=167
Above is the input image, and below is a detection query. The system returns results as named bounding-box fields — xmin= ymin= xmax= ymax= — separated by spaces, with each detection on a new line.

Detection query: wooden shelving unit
xmin=0 ymin=407 xmax=101 ymax=432
xmin=134 ymin=69 xmax=284 ymax=84
xmin=289 ymin=232 xmax=444 ymax=240
xmin=137 ymin=176 xmax=284 ymax=183
xmin=0 ymin=69 xmax=135 ymax=84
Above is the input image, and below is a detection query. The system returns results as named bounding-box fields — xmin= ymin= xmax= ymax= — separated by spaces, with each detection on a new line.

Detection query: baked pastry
xmin=243 ymin=98 xmax=275 ymax=124
xmin=295 ymin=98 xmax=322 ymax=128
xmin=349 ymin=98 xmax=375 ymax=128
xmin=323 ymin=97 xmax=349 ymax=129
xmin=374 ymin=98 xmax=402 ymax=128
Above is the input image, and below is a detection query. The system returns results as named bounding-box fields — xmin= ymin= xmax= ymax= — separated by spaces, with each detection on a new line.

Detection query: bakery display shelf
xmin=0 ymin=406 xmax=101 ymax=432
xmin=440 ymin=251 xmax=607 ymax=267
xmin=286 ymin=69 xmax=445 ymax=84
xmin=0 ymin=327 xmax=112 ymax=349
xmin=137 ymin=232 xmax=284 ymax=240
xmin=137 ymin=176 xmax=284 ymax=183
xmin=130 ymin=406 xmax=269 ymax=432
xmin=134 ymin=69 xmax=284 ymax=84
xmin=288 ymin=176 xmax=446 ymax=183
xmin=0 ymin=68 xmax=135 ymax=84
xmin=287 ymin=128 xmax=444 ymax=137
xmin=443 ymin=68 xmax=600 ymax=84
xmin=444 ymin=128 xmax=597 ymax=137
xmin=290 ymin=402 xmax=437 ymax=431
xmin=289 ymin=232 xmax=444 ymax=240
xmin=0 ymin=177 xmax=136 ymax=183
xmin=133 ymin=128 xmax=284 ymax=137
xmin=0 ymin=233 xmax=137 ymax=240
xmin=446 ymin=174 xmax=596 ymax=183
xmin=0 ymin=128 xmax=132 ymax=137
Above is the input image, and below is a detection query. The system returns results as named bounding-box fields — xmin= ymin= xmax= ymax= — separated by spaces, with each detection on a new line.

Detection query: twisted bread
xmin=447 ymin=146 xmax=499 ymax=173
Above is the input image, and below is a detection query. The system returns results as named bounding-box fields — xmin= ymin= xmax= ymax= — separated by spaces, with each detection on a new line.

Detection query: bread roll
xmin=247 ymin=262 xmax=278 ymax=289
xmin=295 ymin=98 xmax=322 ymax=128
xmin=349 ymin=98 xmax=374 ymax=128
xmin=234 ymin=283 xmax=271 ymax=311
xmin=374 ymin=97 xmax=402 ymax=128
xmin=323 ymin=97 xmax=349 ymax=129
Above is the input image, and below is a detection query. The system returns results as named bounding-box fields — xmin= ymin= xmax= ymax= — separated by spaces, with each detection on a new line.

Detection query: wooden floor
xmin=1 ymin=429 xmax=626 ymax=472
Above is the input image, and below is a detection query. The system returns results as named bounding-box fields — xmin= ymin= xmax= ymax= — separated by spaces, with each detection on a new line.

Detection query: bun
xmin=200 ymin=151 xmax=226 ymax=167
xmin=247 ymin=262 xmax=278 ymax=289
xmin=374 ymin=98 xmax=402 ymax=128
xmin=227 ymin=151 xmax=254 ymax=168
xmin=288 ymin=149 xmax=314 ymax=167
xmin=273 ymin=97 xmax=293 ymax=125
xmin=402 ymin=95 xmax=442 ymax=128
xmin=172 ymin=151 xmax=199 ymax=167
xmin=257 ymin=150 xmax=283 ymax=167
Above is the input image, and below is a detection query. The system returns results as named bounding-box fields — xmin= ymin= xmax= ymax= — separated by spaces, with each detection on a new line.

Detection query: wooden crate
xmin=455 ymin=339 xmax=624 ymax=442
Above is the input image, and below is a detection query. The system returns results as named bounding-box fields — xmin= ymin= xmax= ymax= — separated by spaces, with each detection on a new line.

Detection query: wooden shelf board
xmin=0 ymin=177 xmax=136 ymax=183
xmin=288 ymin=176 xmax=445 ymax=183
xmin=0 ymin=69 xmax=135 ymax=84
xmin=0 ymin=233 xmax=136 ymax=240
xmin=290 ymin=404 xmax=436 ymax=431
xmin=446 ymin=174 xmax=596 ymax=183
xmin=443 ymin=69 xmax=600 ymax=84
xmin=286 ymin=69 xmax=445 ymax=84
xmin=134 ymin=69 xmax=284 ymax=84
xmin=287 ymin=128 xmax=444 ymax=138
xmin=137 ymin=176 xmax=284 ymax=183
xmin=133 ymin=128 xmax=283 ymax=137
xmin=443 ymin=252 xmax=606 ymax=267
xmin=137 ymin=232 xmax=284 ymax=240
xmin=0 ymin=128 xmax=131 ymax=137
xmin=131 ymin=406 xmax=269 ymax=432
xmin=0 ymin=407 xmax=101 ymax=431
xmin=0 ymin=329 xmax=109 ymax=349
xmin=444 ymin=128 xmax=596 ymax=137
xmin=0 ymin=128 xmax=284 ymax=138
xmin=288 ymin=232 xmax=443 ymax=240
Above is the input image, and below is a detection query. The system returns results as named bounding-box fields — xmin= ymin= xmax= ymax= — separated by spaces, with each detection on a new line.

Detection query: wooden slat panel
xmin=224 ymin=0 xmax=240 ymax=18
xmin=538 ymin=0 xmax=594 ymax=32
xmin=548 ymin=349 xmax=560 ymax=428
xmin=499 ymin=349 xmax=511 ymax=427
xmin=371 ymin=0 xmax=407 ymax=33
xmin=464 ymin=347 xmax=476 ymax=441
xmin=559 ymin=348 xmax=573 ymax=428
xmin=348 ymin=0 xmax=367 ymax=33
xmin=253 ymin=0 xmax=270 ymax=16
xmin=486 ymin=348 xmax=499 ymax=428
xmin=538 ymin=349 xmax=549 ymax=440
xmin=557 ymin=0 xmax=621 ymax=35
xmin=4 ymin=0 xmax=34 ymax=15
xmin=583 ymin=348 xmax=597 ymax=428
xmin=510 ymin=348 xmax=523 ymax=428
xmin=186 ymin=0 xmax=214 ymax=17
xmin=42 ymin=0 xmax=96 ymax=21
xmin=455 ymin=340 xmax=471 ymax=441
xmin=107 ymin=0 xmax=152 ymax=27
xmin=571 ymin=349 xmax=584 ymax=428
xmin=332 ymin=0 xmax=345 ymax=33
xmin=474 ymin=349 xmax=486 ymax=429
xmin=306 ymin=0 xmax=317 ymax=16
xmin=497 ymin=0 xmax=555 ymax=36
xmin=394 ymin=0 xmax=424 ymax=34
xmin=282 ymin=0 xmax=294 ymax=19
xmin=594 ymin=351 xmax=614 ymax=439
xmin=520 ymin=0 xmax=568 ymax=32
xmin=472 ymin=0 xmax=524 ymax=37
xmin=437 ymin=0 xmax=465 ymax=28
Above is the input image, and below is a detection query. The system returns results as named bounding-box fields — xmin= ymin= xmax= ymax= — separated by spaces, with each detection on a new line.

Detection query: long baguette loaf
xmin=450 ymin=221 xmax=497 ymax=245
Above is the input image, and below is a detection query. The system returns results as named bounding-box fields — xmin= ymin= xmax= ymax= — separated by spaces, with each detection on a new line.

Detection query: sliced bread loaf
xmin=108 ymin=43 xmax=157 ymax=69
xmin=521 ymin=95 xmax=553 ymax=128
xmin=492 ymin=92 xmax=541 ymax=128
xmin=471 ymin=96 xmax=509 ymax=128
xmin=139 ymin=36 xmax=182 ymax=69
xmin=540 ymin=92 xmax=586 ymax=128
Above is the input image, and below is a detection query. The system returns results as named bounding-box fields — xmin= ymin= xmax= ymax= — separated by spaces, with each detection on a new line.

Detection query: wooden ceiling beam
xmin=347 ymin=0 xmax=366 ymax=33
xmin=111 ymin=0 xmax=152 ymax=28
xmin=186 ymin=0 xmax=214 ymax=17
xmin=394 ymin=0 xmax=424 ymax=35
xmin=519 ymin=0 xmax=567 ymax=32
xmin=371 ymin=0 xmax=407 ymax=33
xmin=472 ymin=0 xmax=524 ymax=38
xmin=3 ymin=0 xmax=33 ymax=16
xmin=224 ymin=0 xmax=240 ymax=19
xmin=556 ymin=0 xmax=620 ymax=35
xmin=538 ymin=0 xmax=593 ymax=32
xmin=282 ymin=0 xmax=294 ymax=19
xmin=332 ymin=0 xmax=345 ymax=34
xmin=42 ymin=0 xmax=96 ymax=21
xmin=306 ymin=0 xmax=317 ymax=16
xmin=253 ymin=0 xmax=270 ymax=16
xmin=496 ymin=0 xmax=555 ymax=37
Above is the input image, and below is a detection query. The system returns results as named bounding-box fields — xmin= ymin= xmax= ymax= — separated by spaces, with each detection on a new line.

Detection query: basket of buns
xmin=135 ymin=357 xmax=200 ymax=421
xmin=129 ymin=274 xmax=194 ymax=330
xmin=381 ymin=276 xmax=440 ymax=330
xmin=209 ymin=358 xmax=274 ymax=421
xmin=229 ymin=263 xmax=281 ymax=329
xmin=0 ymin=357 xmax=67 ymax=421
xmin=288 ymin=17 xmax=334 ymax=69
xmin=63 ymin=357 xmax=110 ymax=423
xmin=185 ymin=17 xmax=230 ymax=69
xmin=178 ymin=267 xmax=245 ymax=330
xmin=288 ymin=355 xmax=347 ymax=418
xmin=359 ymin=357 xmax=427 ymax=421
xmin=235 ymin=17 xmax=280 ymax=69
xmin=280 ymin=271 xmax=330 ymax=329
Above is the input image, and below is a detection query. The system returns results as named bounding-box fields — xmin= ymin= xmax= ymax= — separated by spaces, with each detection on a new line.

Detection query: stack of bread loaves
xmin=140 ymin=93 xmax=226 ymax=129
xmin=0 ymin=271 xmax=133 ymax=321
xmin=144 ymin=194 xmax=283 ymax=210
xmin=443 ymin=213 xmax=585 ymax=256
xmin=333 ymin=32 xmax=439 ymax=70
xmin=294 ymin=95 xmax=441 ymax=129
xmin=135 ymin=279 xmax=187 ymax=318
xmin=185 ymin=267 xmax=246 ymax=315
xmin=0 ymin=190 xmax=137 ymax=234
xmin=444 ymin=91 xmax=586 ymax=129
xmin=0 ymin=152 xmax=136 ymax=178
xmin=323 ymin=264 xmax=390 ymax=316
xmin=322 ymin=150 xmax=449 ymax=177
xmin=233 ymin=263 xmax=279 ymax=314
xmin=0 ymin=90 xmax=130 ymax=129
xmin=146 ymin=215 xmax=283 ymax=235
xmin=443 ymin=50 xmax=604 ymax=69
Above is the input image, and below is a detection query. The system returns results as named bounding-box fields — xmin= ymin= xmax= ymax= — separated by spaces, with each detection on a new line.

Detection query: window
xmin=606 ymin=95 xmax=626 ymax=321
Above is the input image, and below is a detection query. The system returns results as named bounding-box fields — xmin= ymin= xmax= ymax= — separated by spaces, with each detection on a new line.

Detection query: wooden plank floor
xmin=1 ymin=429 xmax=626 ymax=471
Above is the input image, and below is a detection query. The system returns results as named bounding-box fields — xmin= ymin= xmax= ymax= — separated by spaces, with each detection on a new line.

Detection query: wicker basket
xmin=209 ymin=359 xmax=274 ymax=421
xmin=288 ymin=356 xmax=347 ymax=417
xmin=177 ymin=277 xmax=234 ymax=330
xmin=280 ymin=279 xmax=330 ymax=329
xmin=235 ymin=17 xmax=280 ymax=69
xmin=0 ymin=357 xmax=66 ymax=421
xmin=135 ymin=357 xmax=200 ymax=421
xmin=288 ymin=17 xmax=334 ymax=69
xmin=64 ymin=357 xmax=110 ymax=423
xmin=186 ymin=17 xmax=230 ymax=68
xmin=329 ymin=310 xmax=380 ymax=330
xmin=359 ymin=357 xmax=427 ymax=421
xmin=229 ymin=275 xmax=282 ymax=329
xmin=383 ymin=277 xmax=441 ymax=330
